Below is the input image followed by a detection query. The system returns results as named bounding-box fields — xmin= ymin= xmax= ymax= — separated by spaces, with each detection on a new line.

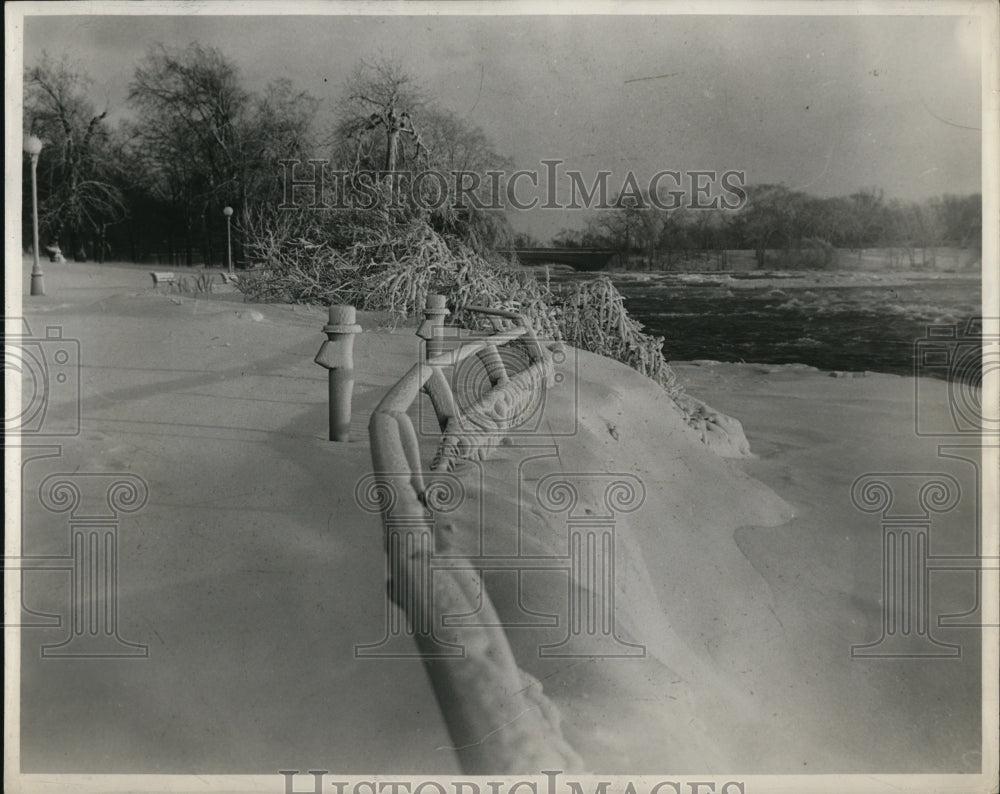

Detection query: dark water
xmin=564 ymin=271 xmax=983 ymax=381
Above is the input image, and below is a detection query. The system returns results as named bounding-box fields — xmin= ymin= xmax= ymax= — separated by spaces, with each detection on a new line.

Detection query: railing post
xmin=315 ymin=305 xmax=362 ymax=442
xmin=417 ymin=294 xmax=449 ymax=360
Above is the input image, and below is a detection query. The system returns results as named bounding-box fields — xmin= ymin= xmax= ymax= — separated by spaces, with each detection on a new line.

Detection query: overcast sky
xmin=18 ymin=7 xmax=983 ymax=241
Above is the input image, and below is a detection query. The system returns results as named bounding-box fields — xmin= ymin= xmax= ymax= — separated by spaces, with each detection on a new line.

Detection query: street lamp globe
xmin=24 ymin=135 xmax=43 ymax=156
xmin=223 ymin=206 xmax=234 ymax=217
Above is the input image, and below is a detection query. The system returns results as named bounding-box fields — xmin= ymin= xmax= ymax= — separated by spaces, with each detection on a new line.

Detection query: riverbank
xmin=608 ymin=269 xmax=982 ymax=379
xmin=6 ymin=260 xmax=992 ymax=786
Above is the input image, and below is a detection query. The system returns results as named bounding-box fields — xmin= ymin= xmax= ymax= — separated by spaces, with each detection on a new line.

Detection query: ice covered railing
xmin=426 ymin=304 xmax=561 ymax=471
xmin=365 ymin=296 xmax=582 ymax=774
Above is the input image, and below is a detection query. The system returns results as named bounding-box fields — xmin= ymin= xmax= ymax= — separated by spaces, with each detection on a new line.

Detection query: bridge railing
xmin=513 ymin=247 xmax=621 ymax=270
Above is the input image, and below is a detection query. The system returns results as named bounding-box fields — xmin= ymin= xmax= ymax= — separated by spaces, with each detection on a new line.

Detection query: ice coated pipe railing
xmin=366 ymin=297 xmax=583 ymax=773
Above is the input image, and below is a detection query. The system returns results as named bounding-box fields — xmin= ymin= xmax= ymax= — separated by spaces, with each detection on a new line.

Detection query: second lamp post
xmin=223 ymin=205 xmax=234 ymax=274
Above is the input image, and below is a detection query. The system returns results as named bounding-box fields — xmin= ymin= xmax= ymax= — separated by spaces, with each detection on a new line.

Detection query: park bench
xmin=149 ymin=271 xmax=176 ymax=286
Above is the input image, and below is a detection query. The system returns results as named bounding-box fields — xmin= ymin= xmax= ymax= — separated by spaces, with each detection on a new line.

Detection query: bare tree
xmin=330 ymin=58 xmax=515 ymax=253
xmin=24 ymin=53 xmax=125 ymax=260
xmin=335 ymin=57 xmax=429 ymax=174
xmin=846 ymin=188 xmax=887 ymax=264
xmin=128 ymin=43 xmax=318 ymax=265
xmin=128 ymin=43 xmax=248 ymax=264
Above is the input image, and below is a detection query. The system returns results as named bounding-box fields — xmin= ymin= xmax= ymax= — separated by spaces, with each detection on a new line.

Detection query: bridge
xmin=513 ymin=247 xmax=621 ymax=271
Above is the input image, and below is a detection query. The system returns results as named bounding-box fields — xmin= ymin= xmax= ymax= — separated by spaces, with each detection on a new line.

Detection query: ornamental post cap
xmin=322 ymin=304 xmax=362 ymax=335
xmin=423 ymin=293 xmax=450 ymax=317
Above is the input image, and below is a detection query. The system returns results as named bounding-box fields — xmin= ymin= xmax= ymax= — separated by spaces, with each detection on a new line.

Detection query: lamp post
xmin=25 ymin=135 xmax=45 ymax=296
xmin=223 ymin=206 xmax=234 ymax=275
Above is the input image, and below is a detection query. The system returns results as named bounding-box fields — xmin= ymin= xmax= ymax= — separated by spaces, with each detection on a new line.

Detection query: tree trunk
xmin=70 ymin=228 xmax=87 ymax=262
xmin=185 ymin=217 xmax=194 ymax=267
xmin=385 ymin=126 xmax=400 ymax=173
xmin=201 ymin=211 xmax=212 ymax=268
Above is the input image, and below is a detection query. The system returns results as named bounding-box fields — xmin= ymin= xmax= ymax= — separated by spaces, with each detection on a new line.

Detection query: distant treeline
xmin=22 ymin=46 xmax=314 ymax=265
xmin=21 ymin=47 xmax=520 ymax=267
xmin=544 ymin=185 xmax=981 ymax=270
xmin=22 ymin=48 xmax=981 ymax=273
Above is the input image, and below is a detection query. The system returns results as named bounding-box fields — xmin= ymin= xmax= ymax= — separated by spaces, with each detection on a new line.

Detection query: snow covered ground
xmin=6 ymin=261 xmax=994 ymax=789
